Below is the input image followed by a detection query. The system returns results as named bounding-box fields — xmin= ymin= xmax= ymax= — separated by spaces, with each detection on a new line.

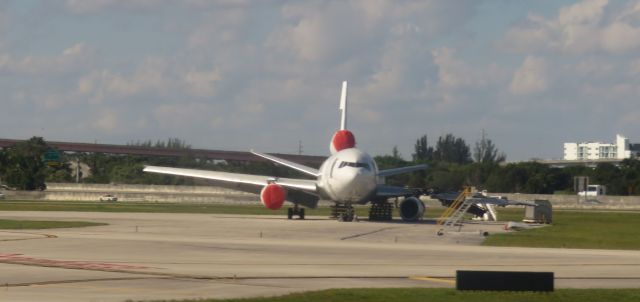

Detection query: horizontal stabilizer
xmin=251 ymin=150 xmax=320 ymax=177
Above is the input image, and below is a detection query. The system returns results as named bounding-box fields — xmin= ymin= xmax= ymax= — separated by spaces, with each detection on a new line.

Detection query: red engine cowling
xmin=330 ymin=129 xmax=356 ymax=154
xmin=260 ymin=184 xmax=286 ymax=210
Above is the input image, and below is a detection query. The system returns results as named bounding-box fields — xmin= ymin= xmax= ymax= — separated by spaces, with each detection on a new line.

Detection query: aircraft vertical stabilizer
xmin=330 ymin=81 xmax=356 ymax=154
xmin=339 ymin=81 xmax=348 ymax=130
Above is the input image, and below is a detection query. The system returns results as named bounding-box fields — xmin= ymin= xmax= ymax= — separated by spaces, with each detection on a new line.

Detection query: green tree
xmin=484 ymin=162 xmax=570 ymax=194
xmin=433 ymin=134 xmax=471 ymax=164
xmin=621 ymin=159 xmax=640 ymax=195
xmin=473 ymin=131 xmax=506 ymax=164
xmin=391 ymin=145 xmax=402 ymax=160
xmin=412 ymin=134 xmax=433 ymax=162
xmin=0 ymin=137 xmax=49 ymax=190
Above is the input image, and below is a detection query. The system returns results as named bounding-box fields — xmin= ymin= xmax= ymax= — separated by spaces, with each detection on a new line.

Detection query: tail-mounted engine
xmin=330 ymin=129 xmax=356 ymax=154
xmin=260 ymin=184 xmax=286 ymax=210
xmin=399 ymin=197 xmax=425 ymax=222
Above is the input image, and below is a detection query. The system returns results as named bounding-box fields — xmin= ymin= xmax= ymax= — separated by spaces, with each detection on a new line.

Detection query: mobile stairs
xmin=436 ymin=187 xmax=474 ymax=234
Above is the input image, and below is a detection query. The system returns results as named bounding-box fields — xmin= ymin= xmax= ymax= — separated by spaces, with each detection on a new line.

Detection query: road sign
xmin=43 ymin=149 xmax=61 ymax=167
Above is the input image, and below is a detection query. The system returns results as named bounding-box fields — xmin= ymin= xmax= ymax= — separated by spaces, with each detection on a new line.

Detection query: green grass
xmin=483 ymin=210 xmax=640 ymax=250
xmin=0 ymin=200 xmax=463 ymax=219
xmin=0 ymin=200 xmax=378 ymax=217
xmin=0 ymin=219 xmax=106 ymax=229
xmin=142 ymin=288 xmax=640 ymax=302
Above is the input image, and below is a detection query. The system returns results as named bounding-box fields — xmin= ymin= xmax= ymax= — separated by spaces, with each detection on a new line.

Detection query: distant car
xmin=99 ymin=194 xmax=118 ymax=202
xmin=578 ymin=185 xmax=606 ymax=197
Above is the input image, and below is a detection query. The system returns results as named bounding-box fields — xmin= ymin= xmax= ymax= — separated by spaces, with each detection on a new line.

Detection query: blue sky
xmin=1 ymin=0 xmax=639 ymax=161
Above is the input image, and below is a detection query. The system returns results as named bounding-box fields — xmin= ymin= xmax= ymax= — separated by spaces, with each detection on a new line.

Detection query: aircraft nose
xmin=350 ymin=168 xmax=372 ymax=184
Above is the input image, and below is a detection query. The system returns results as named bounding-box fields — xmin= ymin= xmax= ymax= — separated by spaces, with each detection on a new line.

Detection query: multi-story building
xmin=564 ymin=134 xmax=638 ymax=160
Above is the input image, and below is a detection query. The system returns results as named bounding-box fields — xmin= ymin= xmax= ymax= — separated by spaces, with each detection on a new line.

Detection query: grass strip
xmin=0 ymin=200 xmax=380 ymax=217
xmin=483 ymin=211 xmax=640 ymax=250
xmin=0 ymin=219 xmax=106 ymax=229
xmin=141 ymin=288 xmax=640 ymax=302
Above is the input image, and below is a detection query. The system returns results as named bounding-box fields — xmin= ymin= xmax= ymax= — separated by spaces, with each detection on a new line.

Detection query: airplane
xmin=143 ymin=81 xmax=428 ymax=222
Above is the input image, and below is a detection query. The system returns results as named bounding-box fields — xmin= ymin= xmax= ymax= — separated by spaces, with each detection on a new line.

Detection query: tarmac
xmin=1 ymin=211 xmax=640 ymax=302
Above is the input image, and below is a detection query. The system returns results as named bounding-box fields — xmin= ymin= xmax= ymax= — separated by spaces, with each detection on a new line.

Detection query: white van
xmin=578 ymin=185 xmax=606 ymax=196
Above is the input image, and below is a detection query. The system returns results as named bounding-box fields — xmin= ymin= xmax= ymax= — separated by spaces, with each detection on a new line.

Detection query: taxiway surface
xmin=1 ymin=211 xmax=639 ymax=302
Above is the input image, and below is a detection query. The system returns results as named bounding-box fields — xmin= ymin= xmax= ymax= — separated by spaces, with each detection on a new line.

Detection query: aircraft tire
xmin=299 ymin=208 xmax=305 ymax=220
xmin=287 ymin=208 xmax=293 ymax=219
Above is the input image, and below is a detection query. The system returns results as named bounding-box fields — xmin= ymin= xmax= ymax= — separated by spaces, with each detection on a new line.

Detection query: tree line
xmin=1 ymin=136 xmax=640 ymax=196
xmin=376 ymin=133 xmax=640 ymax=195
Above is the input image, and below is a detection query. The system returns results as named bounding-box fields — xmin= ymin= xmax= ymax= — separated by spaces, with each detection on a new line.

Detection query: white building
xmin=563 ymin=134 xmax=636 ymax=160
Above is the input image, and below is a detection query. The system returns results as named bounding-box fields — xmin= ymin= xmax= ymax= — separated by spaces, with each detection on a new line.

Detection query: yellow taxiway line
xmin=409 ymin=276 xmax=456 ymax=285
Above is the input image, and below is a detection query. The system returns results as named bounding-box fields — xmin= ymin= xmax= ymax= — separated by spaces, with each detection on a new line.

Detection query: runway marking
xmin=0 ymin=254 xmax=149 ymax=271
xmin=340 ymin=226 xmax=405 ymax=240
xmin=409 ymin=276 xmax=456 ymax=285
xmin=0 ymin=231 xmax=57 ymax=242
xmin=4 ymin=277 xmax=171 ymax=287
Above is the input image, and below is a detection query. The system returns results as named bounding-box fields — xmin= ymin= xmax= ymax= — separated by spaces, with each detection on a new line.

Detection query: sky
xmin=1 ymin=0 xmax=639 ymax=161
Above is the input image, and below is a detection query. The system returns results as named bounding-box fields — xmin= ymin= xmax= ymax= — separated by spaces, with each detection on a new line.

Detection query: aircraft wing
xmin=431 ymin=192 xmax=538 ymax=207
xmin=143 ymin=166 xmax=319 ymax=208
xmin=377 ymin=164 xmax=428 ymax=177
xmin=465 ymin=197 xmax=537 ymax=207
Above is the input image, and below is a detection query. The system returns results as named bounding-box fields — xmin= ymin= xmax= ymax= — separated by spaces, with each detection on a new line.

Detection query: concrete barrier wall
xmin=45 ymin=183 xmax=254 ymax=195
xmin=494 ymin=193 xmax=640 ymax=210
xmin=5 ymin=183 xmax=260 ymax=204
xmin=5 ymin=183 xmax=640 ymax=209
xmin=3 ymin=190 xmax=45 ymax=200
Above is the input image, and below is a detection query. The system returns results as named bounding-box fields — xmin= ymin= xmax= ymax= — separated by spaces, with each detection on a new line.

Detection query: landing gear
xmin=331 ymin=204 xmax=355 ymax=222
xmin=287 ymin=204 xmax=305 ymax=220
xmin=369 ymin=201 xmax=393 ymax=221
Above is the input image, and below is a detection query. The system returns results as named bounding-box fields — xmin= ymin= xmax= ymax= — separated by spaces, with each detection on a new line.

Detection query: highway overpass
xmin=0 ymin=138 xmax=326 ymax=165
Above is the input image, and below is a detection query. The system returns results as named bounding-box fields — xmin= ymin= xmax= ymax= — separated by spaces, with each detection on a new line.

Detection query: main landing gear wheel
xmin=331 ymin=204 xmax=355 ymax=222
xmin=287 ymin=204 xmax=305 ymax=220
xmin=369 ymin=202 xmax=393 ymax=221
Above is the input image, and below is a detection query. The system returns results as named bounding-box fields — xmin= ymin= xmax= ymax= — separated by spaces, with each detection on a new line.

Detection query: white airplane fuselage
xmin=142 ymin=81 xmax=429 ymax=221
xmin=316 ymin=148 xmax=378 ymax=204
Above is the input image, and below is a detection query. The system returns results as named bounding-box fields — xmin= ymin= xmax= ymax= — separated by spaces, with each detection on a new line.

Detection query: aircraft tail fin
xmin=330 ymin=81 xmax=356 ymax=154
xmin=339 ymin=81 xmax=347 ymax=130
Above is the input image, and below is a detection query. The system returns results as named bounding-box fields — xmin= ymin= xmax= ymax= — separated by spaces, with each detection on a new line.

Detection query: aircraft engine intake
xmin=260 ymin=184 xmax=286 ymax=210
xmin=330 ymin=130 xmax=356 ymax=154
xmin=399 ymin=197 xmax=425 ymax=222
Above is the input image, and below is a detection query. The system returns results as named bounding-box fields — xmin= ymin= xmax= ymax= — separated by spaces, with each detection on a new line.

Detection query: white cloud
xmin=1 ymin=42 xmax=94 ymax=75
xmin=12 ymin=1 xmax=640 ymax=160
xmin=92 ymin=110 xmax=118 ymax=131
xmin=186 ymin=9 xmax=248 ymax=50
xmin=573 ymin=58 xmax=615 ymax=77
xmin=77 ymin=56 xmax=171 ymax=103
xmin=628 ymin=59 xmax=640 ymax=76
xmin=501 ymin=0 xmax=640 ymax=54
xmin=153 ymin=102 xmax=211 ymax=123
xmin=557 ymin=0 xmax=607 ymax=26
xmin=184 ymin=70 xmax=221 ymax=98
xmin=266 ymin=2 xmax=358 ymax=63
xmin=65 ymin=0 xmax=117 ymax=14
xmin=432 ymin=47 xmax=481 ymax=89
xmin=510 ymin=56 xmax=549 ymax=95
xmin=600 ymin=22 xmax=640 ymax=53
